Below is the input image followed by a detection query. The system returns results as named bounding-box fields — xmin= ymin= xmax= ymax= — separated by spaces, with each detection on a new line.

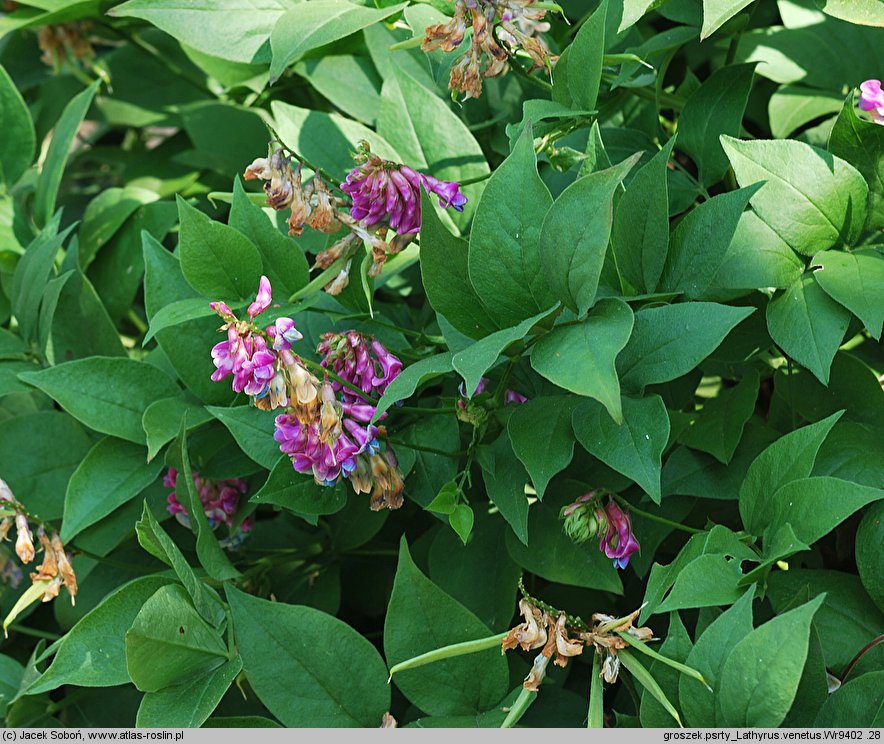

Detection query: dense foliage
xmin=0 ymin=0 xmax=882 ymax=729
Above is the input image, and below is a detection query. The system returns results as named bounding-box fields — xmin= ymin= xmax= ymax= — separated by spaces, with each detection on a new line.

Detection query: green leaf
xmin=507 ymin=397 xmax=577 ymax=499
xmin=136 ymin=657 xmax=242 ymax=728
xmin=505 ymin=500 xmax=623 ymax=592
xmin=0 ymin=655 xmax=24 ymax=718
xmin=34 ymin=81 xmax=99 ymax=227
xmin=0 ymin=411 xmax=93 ymax=521
xmin=384 ymin=538 xmax=510 ymax=716
xmin=739 ymin=410 xmax=842 ymax=536
xmin=765 ymin=476 xmax=882 ymax=547
xmin=19 ymin=357 xmax=181 ymax=444
xmin=453 ymin=306 xmax=556 ymax=397
xmin=766 ymin=273 xmax=850 ymax=385
xmin=295 ymin=55 xmax=380 ymax=126
xmin=251 ymin=456 xmax=348 ymax=515
xmin=179 ymin=422 xmax=240 ymax=581
xmin=813 ymin=0 xmax=884 ymax=26
xmin=109 ymin=0 xmax=294 ymax=64
xmin=611 ymin=139 xmax=675 ymax=293
xmin=145 ymin=298 xmax=232 ymax=345
xmin=767 ymin=569 xmax=884 ymax=674
xmin=552 ymin=0 xmax=606 ymax=111
xmin=229 ymin=178 xmax=308 ymax=297
xmin=419 ymin=191 xmax=497 ymax=339
xmin=28 ymin=576 xmax=175 ymax=693
xmin=135 ymin=503 xmax=227 ymax=628
xmin=177 ymin=195 xmax=262 ymax=300
xmin=710 ymin=210 xmax=803 ymax=292
xmin=572 ymin=395 xmax=670 ymax=503
xmin=829 ymin=97 xmax=884 ymax=230
xmin=271 ymin=101 xmax=402 ymax=176
xmin=678 ymin=370 xmax=760 ymax=464
xmin=11 ymin=217 xmax=74 ymax=344
xmin=530 ymin=299 xmax=634 ymax=423
xmin=428 ymin=512 xmax=521 ymax=630
xmin=449 ymin=504 xmax=474 ymax=546
xmin=679 ymin=64 xmax=755 ymax=183
xmin=468 ymin=124 xmax=555 ymax=327
xmin=679 ymin=590 xmax=754 ymax=726
xmin=541 ymin=157 xmax=639 ymax=315
xmin=480 ymin=431 xmax=530 ymax=545
xmin=717 ymin=595 xmax=825 ymax=727
xmin=371 ymin=351 xmax=454 ymax=422
xmin=857 ymin=501 xmax=884 ymax=612
xmin=205 ymin=405 xmax=283 ymax=470
xmin=813 ymin=249 xmax=884 ymax=340
xmin=79 ymin=187 xmax=159 ymax=269
xmin=142 ymin=397 xmax=214 ymax=462
xmin=721 ymin=136 xmax=868 ymax=254
xmin=815 ymin=672 xmax=884 ymax=727
xmin=768 ymin=85 xmax=844 ymax=139
xmin=228 ymin=585 xmax=390 ymax=726
xmin=660 ymin=185 xmax=761 ymax=298
xmin=0 ymin=63 xmax=35 ymax=186
xmin=656 ymin=554 xmax=746 ymax=614
xmin=701 ymin=0 xmax=754 ymax=40
xmin=270 ymin=1 xmax=407 ymax=81
xmin=125 ymin=584 xmax=228 ymax=693
xmin=397 ymin=415 xmax=460 ymax=508
xmin=617 ymin=302 xmax=754 ymax=391
xmin=61 ymin=437 xmax=162 ymax=541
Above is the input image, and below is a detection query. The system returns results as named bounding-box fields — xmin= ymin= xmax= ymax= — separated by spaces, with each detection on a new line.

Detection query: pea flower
xmin=317 ymin=330 xmax=402 ymax=401
xmin=164 ymin=468 xmax=252 ymax=537
xmin=559 ymin=492 xmax=640 ymax=570
xmin=341 ymin=144 xmax=467 ymax=236
xmin=859 ymin=79 xmax=884 ymax=124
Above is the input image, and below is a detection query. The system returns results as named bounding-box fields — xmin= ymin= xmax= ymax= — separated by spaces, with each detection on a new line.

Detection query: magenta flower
xmin=247 ymin=276 xmax=273 ymax=320
xmin=164 ymin=467 xmax=252 ymax=534
xmin=859 ymin=80 xmax=884 ymax=124
xmin=341 ymin=148 xmax=467 ymax=235
xmin=457 ymin=377 xmax=528 ymax=407
xmin=600 ymin=500 xmax=640 ymax=570
xmin=318 ymin=331 xmax=402 ymax=401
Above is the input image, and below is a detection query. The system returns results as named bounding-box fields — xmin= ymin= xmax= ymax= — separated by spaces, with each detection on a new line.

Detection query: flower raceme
xmin=859 ymin=79 xmax=884 ymax=124
xmin=560 ymin=492 xmax=640 ymax=570
xmin=244 ymin=143 xmax=467 ymax=293
xmin=209 ymin=276 xmax=406 ymax=511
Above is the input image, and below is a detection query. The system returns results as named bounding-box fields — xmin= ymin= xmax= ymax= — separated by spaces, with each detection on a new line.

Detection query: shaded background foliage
xmin=0 ymin=0 xmax=881 ymax=729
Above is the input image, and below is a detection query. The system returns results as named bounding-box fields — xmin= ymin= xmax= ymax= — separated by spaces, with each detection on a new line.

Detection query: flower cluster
xmin=422 ymin=0 xmax=555 ymax=99
xmin=244 ymin=143 xmax=467 ymax=294
xmin=0 ymin=479 xmax=77 ymax=634
xmin=210 ymin=277 xmax=406 ymax=511
xmin=859 ymin=79 xmax=884 ymax=125
xmin=560 ymin=491 xmax=640 ymax=569
xmin=502 ymin=599 xmax=653 ymax=691
xmin=164 ymin=468 xmax=253 ymax=541
xmin=455 ymin=376 xmax=527 ymax=426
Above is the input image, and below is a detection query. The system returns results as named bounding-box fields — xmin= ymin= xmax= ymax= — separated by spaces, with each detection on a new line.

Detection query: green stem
xmin=6 ymin=624 xmax=62 ymax=641
xmin=603 ymin=73 xmax=686 ymax=110
xmin=394 ymin=405 xmax=452 ymax=416
xmin=501 ymin=688 xmax=538 ymax=728
xmin=388 ymin=36 xmax=425 ymax=51
xmin=127 ymin=309 xmax=148 ymax=335
xmin=616 ymin=632 xmax=710 ymax=689
xmin=611 ymin=494 xmax=702 ymax=535
xmin=389 ymin=632 xmax=508 ymax=676
xmin=388 ymin=439 xmax=464 ymax=458
xmin=459 ymin=171 xmax=493 ymax=186
xmin=588 ymin=651 xmax=605 ymax=728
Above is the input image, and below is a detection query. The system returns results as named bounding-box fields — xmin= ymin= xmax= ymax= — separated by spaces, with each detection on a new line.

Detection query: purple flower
xmin=247 ymin=276 xmax=273 ymax=320
xmin=269 ymin=317 xmax=303 ymax=351
xmin=859 ymin=79 xmax=884 ymax=124
xmin=600 ymin=500 xmax=640 ymax=570
xmin=457 ymin=376 xmax=528 ymax=407
xmin=370 ymin=339 xmax=403 ymax=390
xmin=341 ymin=148 xmax=467 ymax=235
